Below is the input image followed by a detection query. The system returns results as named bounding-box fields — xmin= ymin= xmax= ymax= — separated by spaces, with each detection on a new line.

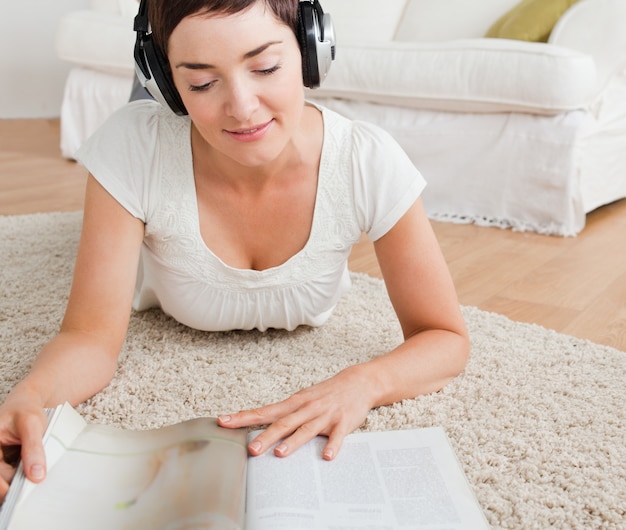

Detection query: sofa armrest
xmin=309 ymin=38 xmax=596 ymax=115
xmin=549 ymin=0 xmax=626 ymax=89
xmin=118 ymin=0 xmax=139 ymax=18
xmin=89 ymin=0 xmax=138 ymax=17
xmin=89 ymin=0 xmax=121 ymax=15
xmin=55 ymin=10 xmax=136 ymax=76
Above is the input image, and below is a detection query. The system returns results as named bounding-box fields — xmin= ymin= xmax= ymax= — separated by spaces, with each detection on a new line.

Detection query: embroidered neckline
xmin=143 ymin=106 xmax=360 ymax=291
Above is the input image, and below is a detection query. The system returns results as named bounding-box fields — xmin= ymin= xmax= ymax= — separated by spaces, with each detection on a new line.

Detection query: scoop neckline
xmin=186 ymin=107 xmax=328 ymax=275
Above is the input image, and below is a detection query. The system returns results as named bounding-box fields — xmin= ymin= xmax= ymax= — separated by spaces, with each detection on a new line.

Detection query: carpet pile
xmin=1 ymin=212 xmax=624 ymax=528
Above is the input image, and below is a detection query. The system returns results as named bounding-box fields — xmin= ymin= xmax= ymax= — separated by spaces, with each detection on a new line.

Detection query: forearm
xmin=360 ymin=328 xmax=470 ymax=410
xmin=12 ymin=330 xmax=120 ymax=408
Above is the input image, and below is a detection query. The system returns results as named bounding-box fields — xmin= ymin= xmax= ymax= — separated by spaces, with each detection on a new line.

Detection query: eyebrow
xmin=175 ymin=40 xmax=283 ymax=70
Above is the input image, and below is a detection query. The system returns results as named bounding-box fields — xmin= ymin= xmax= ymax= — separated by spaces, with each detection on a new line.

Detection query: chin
xmin=226 ymin=132 xmax=293 ymax=167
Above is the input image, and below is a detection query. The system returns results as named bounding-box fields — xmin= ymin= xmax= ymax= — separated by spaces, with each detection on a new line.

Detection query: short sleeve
xmin=351 ymin=121 xmax=427 ymax=241
xmin=75 ymin=100 xmax=164 ymax=222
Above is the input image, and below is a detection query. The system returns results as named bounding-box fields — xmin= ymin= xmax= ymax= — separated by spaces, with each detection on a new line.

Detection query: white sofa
xmin=55 ymin=0 xmax=626 ymax=235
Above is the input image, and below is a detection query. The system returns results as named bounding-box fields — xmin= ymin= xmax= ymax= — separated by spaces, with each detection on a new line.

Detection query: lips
xmin=225 ymin=119 xmax=274 ymax=142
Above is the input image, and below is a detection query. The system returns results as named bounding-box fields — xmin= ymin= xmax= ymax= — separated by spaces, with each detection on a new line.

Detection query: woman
xmin=0 ymin=0 xmax=469 ymax=500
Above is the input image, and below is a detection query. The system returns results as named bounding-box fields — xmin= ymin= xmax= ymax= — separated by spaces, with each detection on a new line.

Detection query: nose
xmin=223 ymin=76 xmax=259 ymax=122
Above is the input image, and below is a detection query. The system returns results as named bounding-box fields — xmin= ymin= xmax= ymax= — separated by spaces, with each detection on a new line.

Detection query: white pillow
xmin=311 ymin=38 xmax=597 ymax=114
xmin=321 ymin=0 xmax=407 ymax=43
xmin=394 ymin=0 xmax=520 ymax=41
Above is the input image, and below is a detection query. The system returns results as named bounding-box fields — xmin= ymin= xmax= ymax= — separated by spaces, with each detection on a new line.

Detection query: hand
xmin=0 ymin=392 xmax=48 ymax=503
xmin=218 ymin=365 xmax=376 ymax=460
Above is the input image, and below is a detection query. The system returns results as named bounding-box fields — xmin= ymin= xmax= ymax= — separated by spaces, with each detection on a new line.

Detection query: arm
xmin=218 ymin=199 xmax=469 ymax=458
xmin=0 ymin=175 xmax=144 ymax=497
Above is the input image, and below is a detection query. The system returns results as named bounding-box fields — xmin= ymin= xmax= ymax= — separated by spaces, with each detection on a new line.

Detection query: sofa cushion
xmin=309 ymin=38 xmax=597 ymax=114
xmin=485 ymin=0 xmax=580 ymax=42
xmin=321 ymin=0 xmax=408 ymax=42
xmin=394 ymin=0 xmax=520 ymax=41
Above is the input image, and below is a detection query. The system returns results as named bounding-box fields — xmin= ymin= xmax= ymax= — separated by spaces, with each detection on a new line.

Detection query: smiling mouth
xmin=226 ymin=120 xmax=273 ymax=140
xmin=236 ymin=127 xmax=262 ymax=135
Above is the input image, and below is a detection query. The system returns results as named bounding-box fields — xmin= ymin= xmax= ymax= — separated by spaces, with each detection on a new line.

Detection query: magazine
xmin=0 ymin=403 xmax=489 ymax=529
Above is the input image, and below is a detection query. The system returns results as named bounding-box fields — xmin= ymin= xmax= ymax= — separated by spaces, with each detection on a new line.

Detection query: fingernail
xmin=249 ymin=440 xmax=262 ymax=453
xmin=275 ymin=443 xmax=287 ymax=457
xmin=30 ymin=464 xmax=45 ymax=481
xmin=323 ymin=449 xmax=334 ymax=460
xmin=219 ymin=415 xmax=231 ymax=424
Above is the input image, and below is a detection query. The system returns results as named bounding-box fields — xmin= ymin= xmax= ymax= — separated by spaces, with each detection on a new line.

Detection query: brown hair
xmin=149 ymin=0 xmax=299 ymax=56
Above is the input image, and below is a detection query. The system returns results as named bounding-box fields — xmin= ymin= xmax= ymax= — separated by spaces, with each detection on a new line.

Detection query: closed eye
xmin=188 ymin=63 xmax=282 ymax=91
xmin=256 ymin=64 xmax=282 ymax=76
xmin=189 ymin=81 xmax=215 ymax=92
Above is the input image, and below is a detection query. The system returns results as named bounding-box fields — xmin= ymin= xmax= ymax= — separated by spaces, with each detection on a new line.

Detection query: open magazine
xmin=0 ymin=403 xmax=489 ymax=529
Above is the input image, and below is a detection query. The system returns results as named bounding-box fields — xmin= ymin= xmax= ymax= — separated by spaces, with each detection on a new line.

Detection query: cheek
xmin=185 ymin=104 xmax=221 ymax=142
xmin=272 ymin=68 xmax=306 ymax=111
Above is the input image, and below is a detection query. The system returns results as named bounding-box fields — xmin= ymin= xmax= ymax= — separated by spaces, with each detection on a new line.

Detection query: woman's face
xmin=167 ymin=2 xmax=306 ymax=168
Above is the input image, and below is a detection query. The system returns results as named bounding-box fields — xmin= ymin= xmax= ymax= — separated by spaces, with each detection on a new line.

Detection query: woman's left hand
xmin=218 ymin=364 xmax=376 ymax=460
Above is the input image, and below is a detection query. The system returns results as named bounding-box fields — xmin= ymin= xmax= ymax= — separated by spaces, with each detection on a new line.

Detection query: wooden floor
xmin=1 ymin=118 xmax=625 ymax=352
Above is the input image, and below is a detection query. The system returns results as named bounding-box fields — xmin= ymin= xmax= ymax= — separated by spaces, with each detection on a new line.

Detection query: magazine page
xmin=245 ymin=427 xmax=489 ymax=530
xmin=7 ymin=404 xmax=248 ymax=530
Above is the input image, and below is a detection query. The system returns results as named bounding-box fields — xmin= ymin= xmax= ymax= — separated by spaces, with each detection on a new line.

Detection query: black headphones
xmin=133 ymin=0 xmax=336 ymax=116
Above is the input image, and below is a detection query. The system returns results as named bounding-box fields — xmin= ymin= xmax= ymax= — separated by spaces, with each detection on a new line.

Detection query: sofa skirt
xmin=312 ymin=83 xmax=626 ymax=236
xmin=60 ymin=67 xmax=133 ymax=159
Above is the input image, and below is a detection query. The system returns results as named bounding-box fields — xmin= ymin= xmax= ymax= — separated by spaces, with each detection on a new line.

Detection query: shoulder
xmin=85 ymin=101 xmax=186 ymax=148
xmin=111 ymin=99 xmax=175 ymax=124
xmin=100 ymin=99 xmax=166 ymax=131
xmin=76 ymin=100 xmax=190 ymax=165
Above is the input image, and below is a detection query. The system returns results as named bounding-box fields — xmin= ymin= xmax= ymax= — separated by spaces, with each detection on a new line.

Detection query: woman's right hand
xmin=0 ymin=391 xmax=49 ymax=503
xmin=0 ymin=175 xmax=144 ymax=505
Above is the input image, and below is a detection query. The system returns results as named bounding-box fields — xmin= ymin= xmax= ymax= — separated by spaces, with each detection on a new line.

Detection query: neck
xmin=191 ymin=129 xmax=293 ymax=194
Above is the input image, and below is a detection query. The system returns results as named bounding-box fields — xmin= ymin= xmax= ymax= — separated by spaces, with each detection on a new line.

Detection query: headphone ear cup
xmin=297 ymin=1 xmax=335 ymax=89
xmin=133 ymin=0 xmax=187 ymax=116
xmin=142 ymin=37 xmax=187 ymax=115
xmin=297 ymin=2 xmax=317 ymax=88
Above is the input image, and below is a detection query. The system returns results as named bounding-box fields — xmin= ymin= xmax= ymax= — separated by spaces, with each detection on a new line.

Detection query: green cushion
xmin=485 ymin=0 xmax=581 ymax=42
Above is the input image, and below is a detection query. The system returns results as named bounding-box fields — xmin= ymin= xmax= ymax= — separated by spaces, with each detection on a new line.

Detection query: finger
xmin=0 ymin=477 xmax=8 ymax=503
xmin=0 ymin=461 xmax=16 ymax=487
xmin=0 ymin=454 xmax=19 ymax=502
xmin=274 ymin=412 xmax=356 ymax=459
xmin=247 ymin=397 xmax=332 ymax=457
xmin=245 ymin=409 xmax=314 ymax=456
xmin=16 ymin=414 xmax=47 ymax=484
xmin=320 ymin=425 xmax=351 ymax=461
xmin=271 ymin=418 xmax=326 ymax=458
xmin=0 ymin=459 xmax=18 ymax=504
xmin=218 ymin=395 xmax=302 ymax=430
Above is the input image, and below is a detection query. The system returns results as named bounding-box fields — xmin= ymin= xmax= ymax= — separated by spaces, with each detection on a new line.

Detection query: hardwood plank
xmin=478 ymin=296 xmax=581 ymax=334
xmin=0 ymin=120 xmax=87 ymax=214
xmin=562 ymin=271 xmax=626 ymax=348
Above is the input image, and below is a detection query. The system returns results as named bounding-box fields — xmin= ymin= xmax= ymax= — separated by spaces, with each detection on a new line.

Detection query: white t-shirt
xmin=76 ymin=100 xmax=425 ymax=332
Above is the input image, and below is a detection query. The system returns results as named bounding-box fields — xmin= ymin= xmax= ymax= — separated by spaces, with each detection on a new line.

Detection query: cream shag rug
xmin=1 ymin=212 xmax=625 ymax=529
